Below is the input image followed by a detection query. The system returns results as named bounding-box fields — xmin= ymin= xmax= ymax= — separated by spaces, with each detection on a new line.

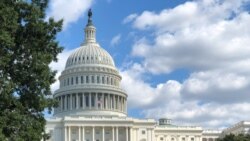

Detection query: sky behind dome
xmin=48 ymin=0 xmax=250 ymax=129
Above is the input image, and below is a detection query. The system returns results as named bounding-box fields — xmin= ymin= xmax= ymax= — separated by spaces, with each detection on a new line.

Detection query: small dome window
xmin=83 ymin=56 xmax=85 ymax=60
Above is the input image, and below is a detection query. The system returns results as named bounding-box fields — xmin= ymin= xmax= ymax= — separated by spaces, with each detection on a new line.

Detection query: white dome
xmin=65 ymin=43 xmax=115 ymax=69
xmin=53 ymin=12 xmax=127 ymax=117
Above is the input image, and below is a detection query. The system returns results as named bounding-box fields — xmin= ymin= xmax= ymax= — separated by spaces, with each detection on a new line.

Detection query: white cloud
xmin=47 ymin=0 xmax=93 ymax=29
xmin=123 ymin=14 xmax=138 ymax=24
xmin=122 ymin=0 xmax=250 ymax=128
xmin=110 ymin=34 xmax=122 ymax=46
xmin=50 ymin=49 xmax=74 ymax=92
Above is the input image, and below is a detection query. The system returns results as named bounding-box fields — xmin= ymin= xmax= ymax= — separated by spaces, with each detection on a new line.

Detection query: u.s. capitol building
xmin=45 ymin=10 xmax=248 ymax=141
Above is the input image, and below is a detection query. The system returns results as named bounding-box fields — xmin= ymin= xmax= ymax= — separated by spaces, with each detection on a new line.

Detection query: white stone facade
xmin=45 ymin=11 xmax=246 ymax=141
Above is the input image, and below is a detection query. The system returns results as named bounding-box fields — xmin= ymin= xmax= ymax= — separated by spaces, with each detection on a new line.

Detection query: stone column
xmin=76 ymin=93 xmax=79 ymax=109
xmin=102 ymin=127 xmax=105 ymax=141
xmin=129 ymin=128 xmax=133 ymax=141
xmin=89 ymin=93 xmax=91 ymax=109
xmin=95 ymin=93 xmax=98 ymax=109
xmin=113 ymin=96 xmax=116 ymax=110
xmin=78 ymin=126 xmax=81 ymax=141
xmin=70 ymin=94 xmax=72 ymax=110
xmin=82 ymin=126 xmax=85 ymax=141
xmin=151 ymin=129 xmax=155 ymax=141
xmin=147 ymin=129 xmax=150 ymax=141
xmin=64 ymin=95 xmax=67 ymax=110
xmin=92 ymin=126 xmax=95 ymax=141
xmin=60 ymin=96 xmax=63 ymax=111
xmin=68 ymin=126 xmax=71 ymax=141
xmin=102 ymin=93 xmax=105 ymax=109
xmin=126 ymin=127 xmax=129 ymax=141
xmin=64 ymin=126 xmax=67 ymax=141
xmin=116 ymin=127 xmax=119 ymax=141
xmin=82 ymin=93 xmax=85 ymax=109
xmin=136 ymin=128 xmax=139 ymax=141
xmin=112 ymin=127 xmax=115 ymax=141
xmin=108 ymin=94 xmax=110 ymax=110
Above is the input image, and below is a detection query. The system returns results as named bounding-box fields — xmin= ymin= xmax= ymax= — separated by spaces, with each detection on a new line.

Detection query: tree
xmin=217 ymin=134 xmax=250 ymax=141
xmin=0 ymin=0 xmax=63 ymax=140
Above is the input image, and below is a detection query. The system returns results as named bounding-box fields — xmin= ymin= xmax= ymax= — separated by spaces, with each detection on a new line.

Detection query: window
xmin=71 ymin=77 xmax=74 ymax=85
xmin=97 ymin=76 xmax=100 ymax=83
xmin=86 ymin=76 xmax=89 ymax=83
xmin=160 ymin=137 xmax=164 ymax=141
xmin=67 ymin=78 xmax=69 ymax=85
xmin=85 ymin=95 xmax=89 ymax=107
xmin=182 ymin=137 xmax=185 ymax=141
xmin=191 ymin=138 xmax=194 ymax=141
xmin=81 ymin=76 xmax=83 ymax=83
xmin=91 ymin=76 xmax=94 ymax=83
xmin=102 ymin=76 xmax=105 ymax=84
xmin=111 ymin=78 xmax=113 ymax=85
xmin=142 ymin=130 xmax=146 ymax=134
xmin=76 ymin=76 xmax=78 ymax=84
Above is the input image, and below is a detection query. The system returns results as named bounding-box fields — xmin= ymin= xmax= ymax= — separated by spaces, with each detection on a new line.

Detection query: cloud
xmin=123 ymin=14 xmax=138 ymax=24
xmin=47 ymin=0 xmax=93 ymax=29
xmin=49 ymin=49 xmax=74 ymax=92
xmin=110 ymin=34 xmax=122 ymax=46
xmin=121 ymin=0 xmax=250 ymax=128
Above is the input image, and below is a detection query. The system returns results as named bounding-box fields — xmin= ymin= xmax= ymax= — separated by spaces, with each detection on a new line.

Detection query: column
xmin=136 ymin=128 xmax=138 ymax=141
xmin=147 ymin=129 xmax=150 ymax=141
xmin=60 ymin=96 xmax=63 ymax=111
xmin=82 ymin=127 xmax=85 ymax=141
xmin=70 ymin=94 xmax=72 ymax=110
xmin=102 ymin=127 xmax=105 ymax=141
xmin=116 ymin=127 xmax=118 ymax=141
xmin=151 ymin=129 xmax=154 ymax=141
xmin=78 ymin=126 xmax=81 ymax=141
xmin=113 ymin=95 xmax=116 ymax=110
xmin=89 ymin=93 xmax=91 ymax=109
xmin=64 ymin=126 xmax=67 ymax=141
xmin=92 ymin=127 xmax=95 ymax=141
xmin=95 ymin=93 xmax=98 ymax=109
xmin=112 ymin=127 xmax=115 ymax=141
xmin=82 ymin=93 xmax=85 ymax=109
xmin=108 ymin=94 xmax=110 ymax=110
xmin=64 ymin=95 xmax=67 ymax=110
xmin=126 ymin=127 xmax=129 ymax=141
xmin=102 ymin=93 xmax=105 ymax=109
xmin=68 ymin=126 xmax=71 ymax=141
xmin=129 ymin=128 xmax=133 ymax=141
xmin=76 ymin=93 xmax=79 ymax=109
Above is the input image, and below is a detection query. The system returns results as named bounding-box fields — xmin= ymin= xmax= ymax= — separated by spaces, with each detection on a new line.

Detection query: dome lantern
xmin=84 ymin=9 xmax=96 ymax=44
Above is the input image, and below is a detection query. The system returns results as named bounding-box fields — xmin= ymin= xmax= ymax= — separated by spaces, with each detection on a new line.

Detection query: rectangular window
xmin=91 ymin=76 xmax=94 ymax=83
xmin=76 ymin=76 xmax=78 ymax=84
xmin=80 ymin=95 xmax=82 ymax=107
xmin=91 ymin=94 xmax=95 ymax=107
xmin=81 ymin=76 xmax=83 ymax=83
xmin=85 ymin=95 xmax=89 ymax=107
xmin=102 ymin=77 xmax=105 ymax=84
xmin=86 ymin=76 xmax=89 ymax=83
xmin=97 ymin=76 xmax=100 ymax=83
xmin=67 ymin=78 xmax=69 ymax=85
xmin=71 ymin=77 xmax=74 ymax=85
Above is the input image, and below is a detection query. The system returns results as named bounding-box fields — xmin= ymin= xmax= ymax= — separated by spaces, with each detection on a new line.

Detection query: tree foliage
xmin=218 ymin=134 xmax=250 ymax=141
xmin=0 ymin=0 xmax=63 ymax=140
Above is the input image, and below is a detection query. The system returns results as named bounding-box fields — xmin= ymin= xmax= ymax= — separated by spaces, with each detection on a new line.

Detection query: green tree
xmin=0 ymin=0 xmax=63 ymax=140
xmin=217 ymin=134 xmax=250 ymax=141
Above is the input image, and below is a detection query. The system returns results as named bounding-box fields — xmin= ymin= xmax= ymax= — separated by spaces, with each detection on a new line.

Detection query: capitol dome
xmin=53 ymin=10 xmax=127 ymax=117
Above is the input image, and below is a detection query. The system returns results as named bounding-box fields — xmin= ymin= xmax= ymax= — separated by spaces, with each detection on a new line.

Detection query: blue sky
xmin=48 ymin=0 xmax=250 ymax=129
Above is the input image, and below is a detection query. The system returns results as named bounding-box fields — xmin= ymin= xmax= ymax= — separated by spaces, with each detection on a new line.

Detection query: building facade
xmin=46 ymin=10 xmax=246 ymax=141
